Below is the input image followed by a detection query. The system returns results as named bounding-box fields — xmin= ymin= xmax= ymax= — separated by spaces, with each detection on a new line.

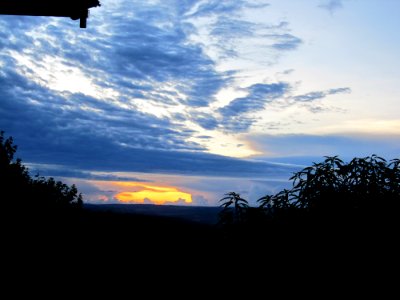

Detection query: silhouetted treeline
xmin=218 ymin=155 xmax=400 ymax=249
xmin=1 ymin=131 xmax=82 ymax=224
xmin=3 ymin=129 xmax=400 ymax=267
xmin=1 ymin=130 xmax=220 ymax=261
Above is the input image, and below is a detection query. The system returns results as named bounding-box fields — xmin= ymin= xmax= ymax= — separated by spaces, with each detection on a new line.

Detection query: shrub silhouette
xmin=259 ymin=155 xmax=400 ymax=212
xmin=0 ymin=131 xmax=31 ymax=194
xmin=218 ymin=192 xmax=249 ymax=226
xmin=0 ymin=130 xmax=82 ymax=216
xmin=220 ymin=155 xmax=400 ymax=232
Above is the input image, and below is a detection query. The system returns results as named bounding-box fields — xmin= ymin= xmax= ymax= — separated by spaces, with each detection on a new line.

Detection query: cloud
xmin=219 ymin=82 xmax=289 ymax=132
xmin=1 ymin=1 xmax=231 ymax=109
xmin=265 ymin=33 xmax=302 ymax=51
xmin=187 ymin=0 xmax=269 ymax=18
xmin=318 ymin=0 xmax=344 ymax=14
xmin=220 ymin=83 xmax=289 ymax=116
xmin=210 ymin=18 xmax=256 ymax=40
xmin=1 ymin=1 xmax=297 ymax=180
xmin=0 ymin=66 xmax=296 ymax=178
xmin=191 ymin=195 xmax=209 ymax=206
xmin=0 ymin=0 xmax=355 ymax=188
xmin=0 ymin=68 xmax=202 ymax=151
xmin=22 ymin=142 xmax=295 ymax=178
xmin=114 ymin=182 xmax=193 ymax=205
xmin=26 ymin=164 xmax=152 ymax=182
xmin=190 ymin=112 xmax=219 ymax=130
xmin=293 ymin=87 xmax=351 ymax=102
xmin=89 ymin=22 xmax=228 ymax=107
xmin=328 ymin=87 xmax=351 ymax=94
xmin=184 ymin=0 xmax=301 ymax=64
xmin=0 ymin=3 xmax=226 ymax=153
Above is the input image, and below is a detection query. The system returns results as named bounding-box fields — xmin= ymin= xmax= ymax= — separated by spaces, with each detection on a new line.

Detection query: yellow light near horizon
xmin=114 ymin=182 xmax=192 ymax=205
xmin=114 ymin=182 xmax=178 ymax=192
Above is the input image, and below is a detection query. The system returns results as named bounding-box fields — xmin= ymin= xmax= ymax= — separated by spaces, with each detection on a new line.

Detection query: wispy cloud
xmin=26 ymin=164 xmax=152 ymax=182
xmin=293 ymin=87 xmax=351 ymax=102
xmin=219 ymin=83 xmax=289 ymax=132
xmin=265 ymin=33 xmax=302 ymax=51
xmin=318 ymin=0 xmax=344 ymax=14
xmin=186 ymin=0 xmax=269 ymax=18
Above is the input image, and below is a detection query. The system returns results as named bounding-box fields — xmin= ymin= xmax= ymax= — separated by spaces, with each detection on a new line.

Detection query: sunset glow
xmin=114 ymin=182 xmax=192 ymax=205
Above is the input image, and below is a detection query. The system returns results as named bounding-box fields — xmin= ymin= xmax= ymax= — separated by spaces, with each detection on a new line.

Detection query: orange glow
xmin=114 ymin=182 xmax=192 ymax=205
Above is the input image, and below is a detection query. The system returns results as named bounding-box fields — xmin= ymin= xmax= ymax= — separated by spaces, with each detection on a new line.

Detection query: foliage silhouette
xmin=4 ymin=129 xmax=398 ymax=259
xmin=219 ymin=155 xmax=400 ymax=238
xmin=0 ymin=131 xmax=30 ymax=194
xmin=218 ymin=192 xmax=249 ymax=226
xmin=2 ymin=130 xmax=226 ymax=265
xmin=2 ymin=130 xmax=224 ymax=264
xmin=0 ymin=130 xmax=82 ymax=216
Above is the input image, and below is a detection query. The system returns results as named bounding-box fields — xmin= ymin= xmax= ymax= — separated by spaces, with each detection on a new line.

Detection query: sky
xmin=0 ymin=0 xmax=399 ymax=206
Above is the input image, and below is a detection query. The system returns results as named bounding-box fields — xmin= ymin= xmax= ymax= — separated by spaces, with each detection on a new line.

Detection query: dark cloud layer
xmin=0 ymin=1 xmax=331 ymax=179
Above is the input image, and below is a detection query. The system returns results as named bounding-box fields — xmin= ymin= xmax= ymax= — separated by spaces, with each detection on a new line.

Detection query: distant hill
xmin=84 ymin=203 xmax=222 ymax=225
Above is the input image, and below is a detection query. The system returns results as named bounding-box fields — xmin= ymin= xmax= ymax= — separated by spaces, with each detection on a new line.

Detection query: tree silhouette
xmin=0 ymin=130 xmax=82 ymax=216
xmin=257 ymin=155 xmax=400 ymax=215
xmin=218 ymin=192 xmax=249 ymax=226
xmin=219 ymin=155 xmax=400 ymax=235
xmin=0 ymin=131 xmax=31 ymax=203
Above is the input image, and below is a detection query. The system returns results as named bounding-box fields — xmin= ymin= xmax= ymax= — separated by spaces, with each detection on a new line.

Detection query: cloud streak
xmin=219 ymin=83 xmax=289 ymax=132
xmin=318 ymin=0 xmax=344 ymax=14
xmin=293 ymin=87 xmax=351 ymax=102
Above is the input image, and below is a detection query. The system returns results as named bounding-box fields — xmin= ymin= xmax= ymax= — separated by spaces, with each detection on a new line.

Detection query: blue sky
xmin=0 ymin=0 xmax=399 ymax=205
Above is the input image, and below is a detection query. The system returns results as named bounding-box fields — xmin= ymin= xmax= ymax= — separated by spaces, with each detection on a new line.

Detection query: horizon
xmin=1 ymin=0 xmax=399 ymax=206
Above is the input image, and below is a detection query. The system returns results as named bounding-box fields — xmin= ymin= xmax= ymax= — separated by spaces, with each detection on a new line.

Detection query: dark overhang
xmin=0 ymin=0 xmax=101 ymax=28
